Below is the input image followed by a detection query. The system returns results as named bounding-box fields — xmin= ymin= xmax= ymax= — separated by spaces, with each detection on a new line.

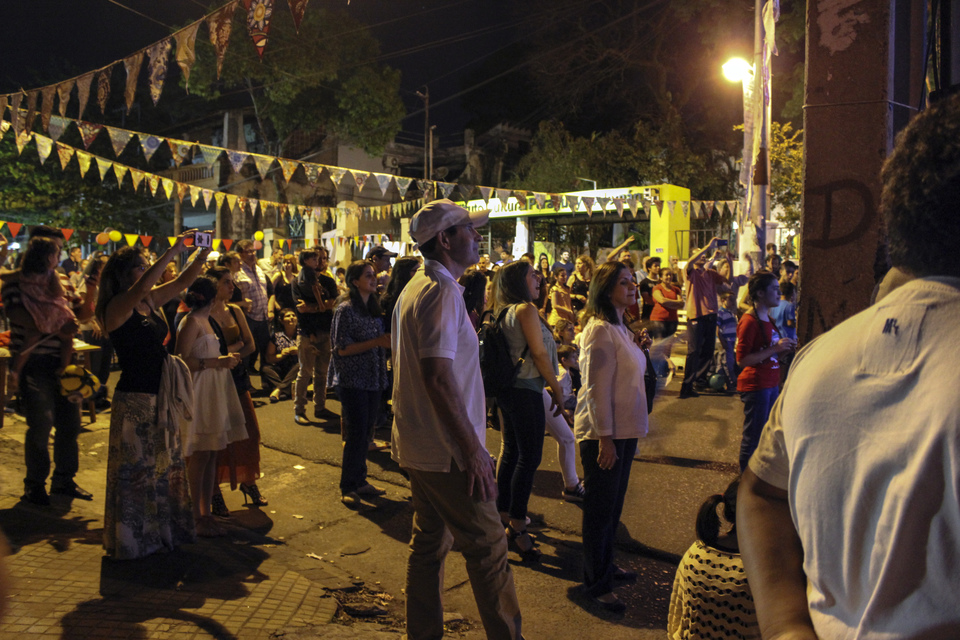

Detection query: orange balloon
xmin=96 ymin=232 xmax=109 ymax=245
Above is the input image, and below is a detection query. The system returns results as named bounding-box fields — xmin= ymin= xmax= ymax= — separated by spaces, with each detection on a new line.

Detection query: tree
xmin=768 ymin=121 xmax=803 ymax=237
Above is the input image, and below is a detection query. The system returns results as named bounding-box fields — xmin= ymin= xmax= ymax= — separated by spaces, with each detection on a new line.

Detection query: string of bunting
xmin=0 ymin=0 xmax=320 ymax=130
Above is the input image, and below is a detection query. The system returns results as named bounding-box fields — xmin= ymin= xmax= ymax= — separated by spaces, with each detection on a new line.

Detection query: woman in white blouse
xmin=574 ymin=260 xmax=650 ymax=612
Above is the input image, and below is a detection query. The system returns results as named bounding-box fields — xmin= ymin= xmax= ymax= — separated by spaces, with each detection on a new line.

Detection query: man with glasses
xmin=235 ymin=239 xmax=271 ymax=378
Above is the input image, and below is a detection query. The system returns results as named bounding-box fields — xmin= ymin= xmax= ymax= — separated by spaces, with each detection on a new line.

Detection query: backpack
xmin=477 ymin=306 xmax=528 ymax=397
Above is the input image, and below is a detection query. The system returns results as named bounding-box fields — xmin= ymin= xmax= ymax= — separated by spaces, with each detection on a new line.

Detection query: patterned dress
xmin=667 ymin=540 xmax=760 ymax=639
xmin=104 ymin=310 xmax=195 ymax=560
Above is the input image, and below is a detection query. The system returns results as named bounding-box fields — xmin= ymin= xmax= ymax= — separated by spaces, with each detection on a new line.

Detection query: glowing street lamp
xmin=722 ymin=58 xmax=754 ymax=83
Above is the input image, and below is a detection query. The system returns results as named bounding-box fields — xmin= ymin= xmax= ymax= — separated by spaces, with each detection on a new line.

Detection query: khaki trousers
xmin=294 ymin=331 xmax=331 ymax=414
xmin=405 ymin=464 xmax=522 ymax=640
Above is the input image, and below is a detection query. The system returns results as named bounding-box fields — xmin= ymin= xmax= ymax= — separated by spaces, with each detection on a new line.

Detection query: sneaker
xmin=356 ymin=483 xmax=386 ymax=497
xmin=562 ymin=481 xmax=585 ymax=503
xmin=314 ymin=407 xmax=338 ymax=421
xmin=341 ymin=492 xmax=361 ymax=506
xmin=294 ymin=413 xmax=311 ymax=425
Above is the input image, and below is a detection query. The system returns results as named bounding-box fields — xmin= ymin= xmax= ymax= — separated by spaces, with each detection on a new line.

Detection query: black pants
xmin=21 ymin=354 xmax=82 ymax=492
xmin=495 ymin=387 xmax=546 ymax=520
xmin=261 ymin=360 xmax=299 ymax=395
xmin=682 ymin=312 xmax=717 ymax=392
xmin=338 ymin=387 xmax=380 ymax=494
xmin=579 ymin=437 xmax=637 ymax=597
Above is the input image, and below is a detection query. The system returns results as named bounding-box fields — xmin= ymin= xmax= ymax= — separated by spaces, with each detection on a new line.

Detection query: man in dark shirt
xmin=292 ymin=247 xmax=339 ymax=424
xmin=60 ymin=247 xmax=82 ymax=278
xmin=637 ymin=256 xmax=661 ymax=320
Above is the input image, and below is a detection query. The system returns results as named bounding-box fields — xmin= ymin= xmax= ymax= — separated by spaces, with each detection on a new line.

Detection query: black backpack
xmin=477 ymin=307 xmax=528 ymax=397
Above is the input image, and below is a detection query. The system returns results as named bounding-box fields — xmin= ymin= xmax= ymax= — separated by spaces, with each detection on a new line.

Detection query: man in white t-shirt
xmin=739 ymin=93 xmax=960 ymax=639
xmin=391 ymin=199 xmax=522 ymax=640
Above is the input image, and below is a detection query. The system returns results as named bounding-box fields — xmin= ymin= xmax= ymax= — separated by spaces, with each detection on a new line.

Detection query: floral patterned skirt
xmin=103 ymin=391 xmax=196 ymax=560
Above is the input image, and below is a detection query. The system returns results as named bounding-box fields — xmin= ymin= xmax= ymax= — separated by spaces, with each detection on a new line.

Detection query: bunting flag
xmin=353 ymin=170 xmax=369 ymax=191
xmin=96 ymin=69 xmax=111 ymax=114
xmin=107 ymin=127 xmax=133 ymax=158
xmin=56 ymin=81 xmax=74 ymax=117
xmin=124 ymin=234 xmax=139 ymax=247
xmin=95 ymin=157 xmax=112 ymax=181
xmin=614 ymin=199 xmax=625 ymax=217
xmin=288 ymin=0 xmax=308 ymax=31
xmin=225 ymin=193 xmax=238 ymax=211
xmin=146 ymin=40 xmax=172 ymax=105
xmin=214 ymin=191 xmax=226 ymax=211
xmin=10 ymin=93 xmax=22 ymax=136
xmin=597 ymin=197 xmax=609 ymax=212
xmin=162 ymin=178 xmax=175 ymax=200
xmin=189 ymin=185 xmax=202 ymax=206
xmin=202 ymin=189 xmax=214 ymax=209
xmin=47 ymin=114 xmax=66 ymax=141
xmin=479 ymin=186 xmax=492 ymax=206
xmin=174 ymin=22 xmax=201 ymax=92
xmin=177 ymin=183 xmax=189 ymax=202
xmin=303 ymin=163 xmax=322 ymax=185
xmin=438 ymin=182 xmax=456 ymax=199
xmin=253 ymin=153 xmax=274 ymax=178
xmin=147 ymin=174 xmax=160 ymax=196
xmin=496 ymin=189 xmax=511 ymax=209
xmin=238 ymin=196 xmax=248 ymax=213
xmin=62 ymin=229 xmax=74 ymax=242
xmin=167 ymin=140 xmax=193 ymax=167
xmin=167 ymin=236 xmax=176 ymax=247
xmin=681 ymin=201 xmax=689 ymax=217
xmin=566 ymin=195 xmax=580 ymax=212
xmin=221 ymin=238 xmax=233 ymax=251
xmin=227 ymin=150 xmax=248 ymax=174
xmin=550 ymin=194 xmax=562 ymax=211
xmin=457 ymin=183 xmax=474 ymax=201
xmin=140 ymin=235 xmax=153 ymax=247
xmin=23 ymin=91 xmax=37 ymax=135
xmin=114 ymin=164 xmax=128 ymax=188
xmin=375 ymin=173 xmax=392 ymax=196
xmin=57 ymin=142 xmax=74 ymax=170
xmin=0 ymin=97 xmax=7 ymax=132
xmin=130 ymin=169 xmax=144 ymax=191
xmin=582 ymin=196 xmax=595 ymax=215
xmin=78 ymin=122 xmax=102 ymax=149
xmin=244 ymin=0 xmax=275 ymax=59
xmin=212 ymin=238 xmax=222 ymax=250
xmin=6 ymin=222 xmax=23 ymax=238
xmin=327 ymin=167 xmax=347 ymax=186
xmin=395 ymin=176 xmax=412 ymax=198
xmin=199 ymin=145 xmax=222 ymax=165
xmin=208 ymin=2 xmax=237 ymax=78
xmin=278 ymin=158 xmax=299 ymax=182
xmin=123 ymin=52 xmax=144 ymax=113
xmin=40 ymin=86 xmax=56 ymax=131
xmin=534 ymin=192 xmax=546 ymax=209
xmin=139 ymin=134 xmax=163 ymax=162
xmin=35 ymin=135 xmax=53 ymax=164
xmin=75 ymin=73 xmax=94 ymax=119
xmin=76 ymin=150 xmax=93 ymax=177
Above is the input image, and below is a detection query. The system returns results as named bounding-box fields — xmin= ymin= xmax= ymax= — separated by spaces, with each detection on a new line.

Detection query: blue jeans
xmin=740 ymin=386 xmax=780 ymax=470
xmin=21 ymin=354 xmax=82 ymax=492
xmin=579 ymin=437 xmax=637 ymax=597
xmin=495 ymin=387 xmax=545 ymax=520
xmin=337 ymin=387 xmax=381 ymax=494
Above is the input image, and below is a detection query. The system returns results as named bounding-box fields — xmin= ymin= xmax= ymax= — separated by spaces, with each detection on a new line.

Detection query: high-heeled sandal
xmin=211 ymin=487 xmax=230 ymax=518
xmin=239 ymin=483 xmax=268 ymax=506
xmin=505 ymin=524 xmax=541 ymax=562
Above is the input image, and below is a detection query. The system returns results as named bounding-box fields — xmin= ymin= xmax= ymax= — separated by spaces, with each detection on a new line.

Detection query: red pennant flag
xmin=62 ymin=228 xmax=74 ymax=242
xmin=221 ymin=238 xmax=233 ymax=251
xmin=140 ymin=235 xmax=153 ymax=247
xmin=243 ymin=0 xmax=275 ymax=59
xmin=6 ymin=222 xmax=23 ymax=238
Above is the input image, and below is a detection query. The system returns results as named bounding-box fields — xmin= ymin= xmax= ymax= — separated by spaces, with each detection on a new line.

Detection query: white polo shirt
xmin=750 ymin=277 xmax=960 ymax=639
xmin=390 ymin=259 xmax=487 ymax=472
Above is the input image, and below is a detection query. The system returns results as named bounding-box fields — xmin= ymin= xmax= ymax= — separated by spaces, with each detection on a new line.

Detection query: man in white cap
xmin=391 ymin=199 xmax=522 ymax=640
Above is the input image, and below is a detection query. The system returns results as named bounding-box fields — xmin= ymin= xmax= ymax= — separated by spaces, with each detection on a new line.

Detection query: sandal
xmin=506 ymin=524 xmax=541 ymax=562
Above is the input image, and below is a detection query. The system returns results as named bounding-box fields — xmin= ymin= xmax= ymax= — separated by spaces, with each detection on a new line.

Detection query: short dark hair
xmin=236 ymin=239 xmax=255 ymax=253
xmin=644 ymin=256 xmax=661 ymax=270
xmin=29 ymin=225 xmax=65 ymax=240
xmin=882 ymin=92 xmax=960 ymax=277
xmin=22 ymin=237 xmax=61 ymax=274
xmin=557 ymin=344 xmax=577 ymax=363
xmin=299 ymin=249 xmax=319 ymax=267
xmin=780 ymin=279 xmax=796 ymax=299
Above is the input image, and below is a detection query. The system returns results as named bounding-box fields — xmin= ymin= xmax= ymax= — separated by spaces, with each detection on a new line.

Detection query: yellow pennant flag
xmin=124 ymin=233 xmax=139 ymax=247
xmin=76 ymin=151 xmax=93 ymax=177
xmin=162 ymin=178 xmax=175 ymax=200
xmin=212 ymin=238 xmax=222 ymax=251
xmin=167 ymin=236 xmax=177 ymax=247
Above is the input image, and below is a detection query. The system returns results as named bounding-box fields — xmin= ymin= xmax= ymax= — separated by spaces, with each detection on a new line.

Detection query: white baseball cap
xmin=410 ymin=199 xmax=490 ymax=245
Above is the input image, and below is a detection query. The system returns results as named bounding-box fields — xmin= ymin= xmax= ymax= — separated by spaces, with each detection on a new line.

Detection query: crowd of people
xmin=4 ymin=91 xmax=960 ymax=640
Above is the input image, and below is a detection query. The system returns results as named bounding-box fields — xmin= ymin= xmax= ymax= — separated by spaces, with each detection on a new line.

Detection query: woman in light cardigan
xmin=574 ymin=260 xmax=650 ymax=612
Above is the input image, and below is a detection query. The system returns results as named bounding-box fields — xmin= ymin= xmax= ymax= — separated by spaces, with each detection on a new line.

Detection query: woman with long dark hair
xmin=328 ymin=260 xmax=392 ymax=506
xmin=575 ymin=261 xmax=650 ymax=611
xmin=736 ymin=272 xmax=796 ymax=470
xmin=97 ymin=234 xmax=209 ymax=559
xmin=493 ymin=260 xmax=570 ymax=561
xmin=379 ymin=256 xmax=421 ymax=322
xmin=569 ymin=255 xmax=594 ymax=315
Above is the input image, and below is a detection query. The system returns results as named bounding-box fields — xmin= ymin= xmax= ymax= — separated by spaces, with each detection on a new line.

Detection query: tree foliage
xmin=769 ymin=120 xmax=803 ymax=235
xmin=188 ymin=6 xmax=405 ymax=157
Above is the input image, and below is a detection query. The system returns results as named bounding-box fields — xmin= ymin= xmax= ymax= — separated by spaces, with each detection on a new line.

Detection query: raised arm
xmin=608 ymin=235 xmax=635 ymax=260
xmin=148 ymin=243 xmax=211 ymax=309
xmin=685 ymin=238 xmax=718 ymax=275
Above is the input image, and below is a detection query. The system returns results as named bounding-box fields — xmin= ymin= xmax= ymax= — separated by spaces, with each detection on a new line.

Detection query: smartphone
xmin=194 ymin=231 xmax=213 ymax=249
xmin=716 ymin=239 xmax=728 ymax=247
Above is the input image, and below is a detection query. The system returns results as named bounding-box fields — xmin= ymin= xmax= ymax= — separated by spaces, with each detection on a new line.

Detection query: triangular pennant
xmin=495 ymin=189 xmax=511 ymax=209
xmin=653 ymin=201 xmax=663 ymax=218
xmin=302 ymin=163 xmax=322 ymax=185
xmin=146 ymin=39 xmax=173 ymax=105
xmin=23 ymin=90 xmax=38 ymax=135
xmin=566 ymin=195 xmax=580 ymax=212
xmin=6 ymin=222 xmax=23 ymax=238
xmin=212 ymin=239 xmax=222 ymax=251
xmin=706 ymin=201 xmax=716 ymax=218
xmin=244 ymin=0 xmax=275 ymax=59
xmin=375 ymin=173 xmax=392 ymax=196
xmin=597 ymin=197 xmax=610 ymax=212
xmin=208 ymin=3 xmax=236 ymax=78
xmin=35 ymin=135 xmax=53 ymax=165
xmin=114 ymin=164 xmax=128 ymax=188
xmin=167 ymin=139 xmax=193 ymax=167
xmin=681 ymin=201 xmax=689 ymax=217
xmin=252 ymin=153 xmax=275 ymax=178
xmin=95 ymin=157 xmax=113 ymax=182
xmin=458 ymin=184 xmax=474 ymax=200
xmin=221 ymin=238 xmax=233 ymax=251
xmin=174 ymin=21 xmax=201 ymax=92
xmin=123 ymin=51 xmax=144 ymax=113
xmin=288 ymin=0 xmax=308 ymax=31
xmin=57 ymin=142 xmax=75 ymax=170
xmin=140 ymin=235 xmax=153 ymax=247
xmin=479 ymin=186 xmax=493 ymax=206
xmin=78 ymin=122 xmax=102 ymax=149
xmin=225 ymin=193 xmax=238 ymax=211
xmin=47 ymin=115 xmax=67 ymax=142
xmin=177 ymin=183 xmax=189 ymax=203
xmin=227 ymin=151 xmax=248 ymax=174
xmin=56 ymin=81 xmax=74 ymax=117
xmin=76 ymin=150 xmax=93 ymax=177
xmin=162 ymin=178 xmax=175 ymax=200
xmin=627 ymin=196 xmax=639 ymax=217
xmin=14 ymin=130 xmax=30 ymax=155
xmin=214 ymin=192 xmax=226 ymax=211
xmin=534 ymin=192 xmax=546 ymax=209
xmin=75 ymin=73 xmax=94 ymax=119
xmin=418 ymin=180 xmax=434 ymax=198
xmin=130 ymin=169 xmax=144 ymax=192
xmin=168 ymin=237 xmax=177 ymax=247
xmin=96 ymin=68 xmax=111 ymax=115
xmin=327 ymin=167 xmax=348 ymax=186
xmin=237 ymin=197 xmax=248 ymax=213
xmin=40 ymin=86 xmax=56 ymax=132
xmin=139 ymin=134 xmax=162 ymax=162
xmin=615 ymin=198 xmax=625 ymax=217
xmin=278 ymin=158 xmax=299 ymax=183
xmin=147 ymin=174 xmax=160 ymax=196
xmin=551 ymin=194 xmax=562 ymax=211
xmin=106 ymin=127 xmax=133 ymax=156
xmin=62 ymin=229 xmax=74 ymax=242
xmin=9 ymin=93 xmax=22 ymax=136
xmin=202 ymin=189 xmax=214 ymax=209
xmin=189 ymin=185 xmax=202 ymax=206
xmin=353 ymin=170 xmax=369 ymax=191
xmin=438 ymin=182 xmax=456 ymax=199
xmin=395 ymin=176 xmax=412 ymax=198
xmin=666 ymin=201 xmax=676 ymax=216
xmin=124 ymin=234 xmax=139 ymax=247
xmin=198 ymin=145 xmax=222 ymax=165
xmin=582 ymin=196 xmax=595 ymax=215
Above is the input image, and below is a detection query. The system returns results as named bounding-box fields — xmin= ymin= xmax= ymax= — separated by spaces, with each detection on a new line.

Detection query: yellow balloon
xmin=254 ymin=230 xmax=264 ymax=241
xmin=109 ymin=230 xmax=122 ymax=242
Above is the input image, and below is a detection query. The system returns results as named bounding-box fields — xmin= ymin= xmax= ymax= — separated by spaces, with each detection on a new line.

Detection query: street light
xmin=722 ymin=57 xmax=753 ymax=83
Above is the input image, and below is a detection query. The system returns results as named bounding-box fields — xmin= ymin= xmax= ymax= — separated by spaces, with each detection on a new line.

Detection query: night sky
xmin=1 ymin=0 xmax=517 ymax=139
